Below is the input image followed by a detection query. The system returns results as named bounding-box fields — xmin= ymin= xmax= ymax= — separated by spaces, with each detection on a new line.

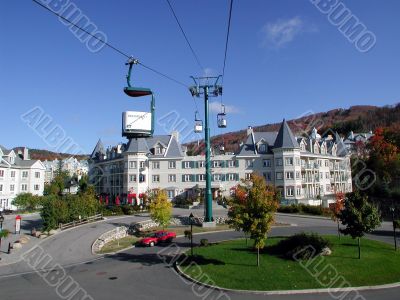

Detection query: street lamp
xmin=0 ymin=213 xmax=4 ymax=231
xmin=189 ymin=213 xmax=194 ymax=257
xmin=390 ymin=206 xmax=397 ymax=251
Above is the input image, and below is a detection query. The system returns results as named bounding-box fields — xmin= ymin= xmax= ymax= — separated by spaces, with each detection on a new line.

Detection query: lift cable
xmin=32 ymin=0 xmax=188 ymax=88
xmin=165 ymin=0 xmax=205 ymax=73
xmin=221 ymin=0 xmax=234 ymax=84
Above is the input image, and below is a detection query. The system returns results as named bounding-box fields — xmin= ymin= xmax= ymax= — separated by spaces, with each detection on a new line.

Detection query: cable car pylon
xmin=189 ymin=76 xmax=223 ymax=225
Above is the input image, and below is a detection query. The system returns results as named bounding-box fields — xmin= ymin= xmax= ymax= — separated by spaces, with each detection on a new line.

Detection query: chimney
xmin=172 ymin=130 xmax=179 ymax=142
xmin=23 ymin=147 xmax=29 ymax=160
xmin=247 ymin=126 xmax=253 ymax=136
xmin=116 ymin=144 xmax=122 ymax=154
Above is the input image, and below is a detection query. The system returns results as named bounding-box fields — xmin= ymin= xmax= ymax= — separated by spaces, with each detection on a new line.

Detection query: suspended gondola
xmin=194 ymin=111 xmax=203 ymax=133
xmin=217 ymin=104 xmax=227 ymax=128
xmin=122 ymin=58 xmax=155 ymax=138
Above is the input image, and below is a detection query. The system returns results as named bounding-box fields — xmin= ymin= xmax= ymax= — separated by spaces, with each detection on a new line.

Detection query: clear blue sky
xmin=1 ymin=0 xmax=399 ymax=154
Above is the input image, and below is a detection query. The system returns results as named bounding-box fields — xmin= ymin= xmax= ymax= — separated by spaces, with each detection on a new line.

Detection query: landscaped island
xmin=179 ymin=235 xmax=400 ymax=291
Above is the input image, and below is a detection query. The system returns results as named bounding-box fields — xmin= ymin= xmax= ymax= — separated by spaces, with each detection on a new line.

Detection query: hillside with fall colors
xmin=185 ymin=103 xmax=400 ymax=155
xmin=12 ymin=147 xmax=88 ymax=161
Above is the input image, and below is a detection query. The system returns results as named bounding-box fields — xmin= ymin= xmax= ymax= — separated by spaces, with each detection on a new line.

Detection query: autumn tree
xmin=339 ymin=191 xmax=381 ymax=259
xmin=149 ymin=189 xmax=172 ymax=229
xmin=330 ymin=191 xmax=345 ymax=239
xmin=227 ymin=173 xmax=279 ymax=266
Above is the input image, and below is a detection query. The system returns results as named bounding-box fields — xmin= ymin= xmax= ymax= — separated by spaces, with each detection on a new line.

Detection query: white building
xmin=0 ymin=146 xmax=45 ymax=211
xmin=343 ymin=130 xmax=374 ymax=154
xmin=43 ymin=158 xmax=89 ymax=183
xmin=89 ymin=120 xmax=352 ymax=207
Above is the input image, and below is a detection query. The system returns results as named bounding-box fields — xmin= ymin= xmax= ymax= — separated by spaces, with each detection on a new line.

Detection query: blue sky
xmin=1 ymin=0 xmax=399 ymax=154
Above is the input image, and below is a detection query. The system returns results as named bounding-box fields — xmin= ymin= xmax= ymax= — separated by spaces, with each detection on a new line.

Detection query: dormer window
xmin=258 ymin=143 xmax=267 ymax=153
xmin=154 ymin=143 xmax=165 ymax=155
xmin=314 ymin=143 xmax=319 ymax=154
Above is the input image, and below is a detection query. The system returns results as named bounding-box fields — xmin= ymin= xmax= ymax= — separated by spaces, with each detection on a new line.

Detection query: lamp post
xmin=390 ymin=206 xmax=397 ymax=251
xmin=0 ymin=213 xmax=4 ymax=231
xmin=189 ymin=212 xmax=194 ymax=257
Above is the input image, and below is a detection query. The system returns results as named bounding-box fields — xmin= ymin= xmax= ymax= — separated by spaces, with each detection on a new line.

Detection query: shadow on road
xmin=21 ymin=219 xmax=43 ymax=231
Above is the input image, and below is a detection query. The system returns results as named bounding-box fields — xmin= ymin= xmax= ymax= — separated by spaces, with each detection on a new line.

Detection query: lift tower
xmin=189 ymin=76 xmax=223 ymax=225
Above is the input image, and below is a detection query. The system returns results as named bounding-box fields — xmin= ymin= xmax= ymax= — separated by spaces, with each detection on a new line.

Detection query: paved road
xmin=0 ymin=212 xmax=398 ymax=300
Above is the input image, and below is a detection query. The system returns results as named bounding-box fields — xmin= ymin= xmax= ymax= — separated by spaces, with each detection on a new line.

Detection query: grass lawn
xmin=180 ymin=236 xmax=400 ymax=291
xmin=97 ymin=236 xmax=139 ymax=254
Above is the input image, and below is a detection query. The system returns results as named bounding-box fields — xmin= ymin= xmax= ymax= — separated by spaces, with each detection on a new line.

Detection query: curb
xmin=175 ymin=261 xmax=400 ymax=295
xmin=276 ymin=213 xmax=331 ymax=220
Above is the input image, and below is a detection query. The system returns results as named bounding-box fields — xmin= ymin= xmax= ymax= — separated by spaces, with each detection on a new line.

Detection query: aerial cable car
xmin=122 ymin=57 xmax=155 ymax=138
xmin=217 ymin=104 xmax=227 ymax=128
xmin=194 ymin=111 xmax=203 ymax=133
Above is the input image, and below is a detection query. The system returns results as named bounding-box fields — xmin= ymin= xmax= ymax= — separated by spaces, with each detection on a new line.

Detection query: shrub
xmin=271 ymin=233 xmax=331 ymax=260
xmin=395 ymin=220 xmax=400 ymax=229
xmin=121 ymin=205 xmax=136 ymax=215
xmin=277 ymin=204 xmax=300 ymax=214
xmin=200 ymin=239 xmax=209 ymax=247
xmin=184 ymin=230 xmax=192 ymax=240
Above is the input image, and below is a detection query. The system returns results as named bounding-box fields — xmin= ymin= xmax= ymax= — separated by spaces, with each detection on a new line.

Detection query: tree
xmin=12 ymin=193 xmax=42 ymax=211
xmin=228 ymin=173 xmax=279 ymax=266
xmin=41 ymin=195 xmax=68 ymax=231
xmin=330 ymin=191 xmax=345 ymax=239
xmin=339 ymin=191 xmax=381 ymax=259
xmin=149 ymin=190 xmax=172 ymax=229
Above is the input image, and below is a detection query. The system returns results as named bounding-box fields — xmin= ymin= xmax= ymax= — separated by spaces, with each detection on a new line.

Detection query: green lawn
xmin=97 ymin=236 xmax=138 ymax=254
xmin=180 ymin=236 xmax=400 ymax=291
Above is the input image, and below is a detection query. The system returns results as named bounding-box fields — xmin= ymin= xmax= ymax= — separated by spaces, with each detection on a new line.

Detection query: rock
xmin=321 ymin=247 xmax=332 ymax=256
xmin=34 ymin=231 xmax=42 ymax=238
xmin=13 ymin=242 xmax=22 ymax=249
xmin=19 ymin=236 xmax=30 ymax=244
xmin=39 ymin=234 xmax=48 ymax=239
xmin=49 ymin=229 xmax=58 ymax=235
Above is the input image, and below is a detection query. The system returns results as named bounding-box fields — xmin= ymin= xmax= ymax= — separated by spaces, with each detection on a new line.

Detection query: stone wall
xmin=92 ymin=226 xmax=129 ymax=253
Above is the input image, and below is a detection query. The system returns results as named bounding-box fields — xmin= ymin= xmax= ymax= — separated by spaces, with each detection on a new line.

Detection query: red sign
xmin=15 ymin=215 xmax=21 ymax=234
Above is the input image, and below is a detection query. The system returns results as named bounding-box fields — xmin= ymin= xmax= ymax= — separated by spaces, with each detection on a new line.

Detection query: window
xmin=10 ymin=184 xmax=15 ymax=192
xmin=286 ymin=172 xmax=294 ymax=179
xmin=325 ymin=160 xmax=329 ymax=167
xmin=296 ymin=187 xmax=301 ymax=196
xmin=276 ymin=158 xmax=283 ymax=166
xmin=228 ymin=173 xmax=236 ymax=181
xmin=285 ymin=158 xmax=293 ymax=166
xmin=326 ymin=172 xmax=329 ymax=179
xmin=198 ymin=161 xmax=205 ymax=168
xmin=258 ymin=143 xmax=267 ymax=153
xmin=139 ymin=174 xmax=146 ymax=182
xmin=11 ymin=171 xmax=15 ymax=178
xmin=35 ymin=172 xmax=40 ymax=178
xmin=129 ymin=175 xmax=136 ymax=182
xmin=245 ymin=173 xmax=252 ymax=180
xmin=129 ymin=161 xmax=137 ymax=169
xmin=0 ymin=184 xmax=2 ymax=192
xmin=263 ymin=172 xmax=272 ymax=181
xmin=21 ymin=184 xmax=28 ymax=191
xmin=296 ymin=171 xmax=301 ymax=179
xmin=213 ymin=174 xmax=221 ymax=181
xmin=155 ymin=146 xmax=163 ymax=155
xmin=152 ymin=162 xmax=160 ymax=169
xmin=263 ymin=159 xmax=271 ymax=167
xmin=326 ymin=184 xmax=331 ymax=192
xmin=0 ymin=170 xmax=3 ymax=177
xmin=213 ymin=160 xmax=221 ymax=168
xmin=167 ymin=190 xmax=175 ymax=199
xmin=184 ymin=174 xmax=191 ymax=182
xmin=139 ymin=161 xmax=145 ymax=169
xmin=184 ymin=161 xmax=191 ymax=169
xmin=245 ymin=159 xmax=254 ymax=167
xmin=301 ymin=143 xmax=306 ymax=151
xmin=152 ymin=175 xmax=160 ymax=183
xmin=276 ymin=172 xmax=283 ymax=180
xmin=168 ymin=161 xmax=176 ymax=169
xmin=295 ymin=158 xmax=300 ymax=166
xmin=286 ymin=186 xmax=294 ymax=197
xmin=22 ymin=171 xmax=28 ymax=178
xmin=228 ymin=160 xmax=235 ymax=168
xmin=198 ymin=174 xmax=205 ymax=181
xmin=168 ymin=174 xmax=176 ymax=182
xmin=34 ymin=184 xmax=40 ymax=191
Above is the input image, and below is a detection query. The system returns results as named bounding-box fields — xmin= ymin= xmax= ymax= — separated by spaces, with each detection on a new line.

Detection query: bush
xmin=121 ymin=205 xmax=136 ymax=215
xmin=271 ymin=233 xmax=331 ymax=260
xmin=394 ymin=220 xmax=400 ymax=229
xmin=184 ymin=230 xmax=192 ymax=240
xmin=200 ymin=239 xmax=209 ymax=247
xmin=277 ymin=204 xmax=300 ymax=214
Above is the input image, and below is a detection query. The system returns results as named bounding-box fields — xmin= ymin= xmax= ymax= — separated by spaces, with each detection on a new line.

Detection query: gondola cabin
xmin=122 ymin=111 xmax=153 ymax=138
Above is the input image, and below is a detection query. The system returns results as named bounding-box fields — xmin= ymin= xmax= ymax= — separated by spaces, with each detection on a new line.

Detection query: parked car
xmin=139 ymin=230 xmax=176 ymax=247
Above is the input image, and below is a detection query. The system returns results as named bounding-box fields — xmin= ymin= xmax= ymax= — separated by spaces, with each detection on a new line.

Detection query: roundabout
xmin=0 ymin=213 xmax=398 ymax=300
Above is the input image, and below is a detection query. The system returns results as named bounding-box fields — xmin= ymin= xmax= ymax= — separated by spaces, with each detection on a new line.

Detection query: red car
xmin=139 ymin=230 xmax=177 ymax=247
